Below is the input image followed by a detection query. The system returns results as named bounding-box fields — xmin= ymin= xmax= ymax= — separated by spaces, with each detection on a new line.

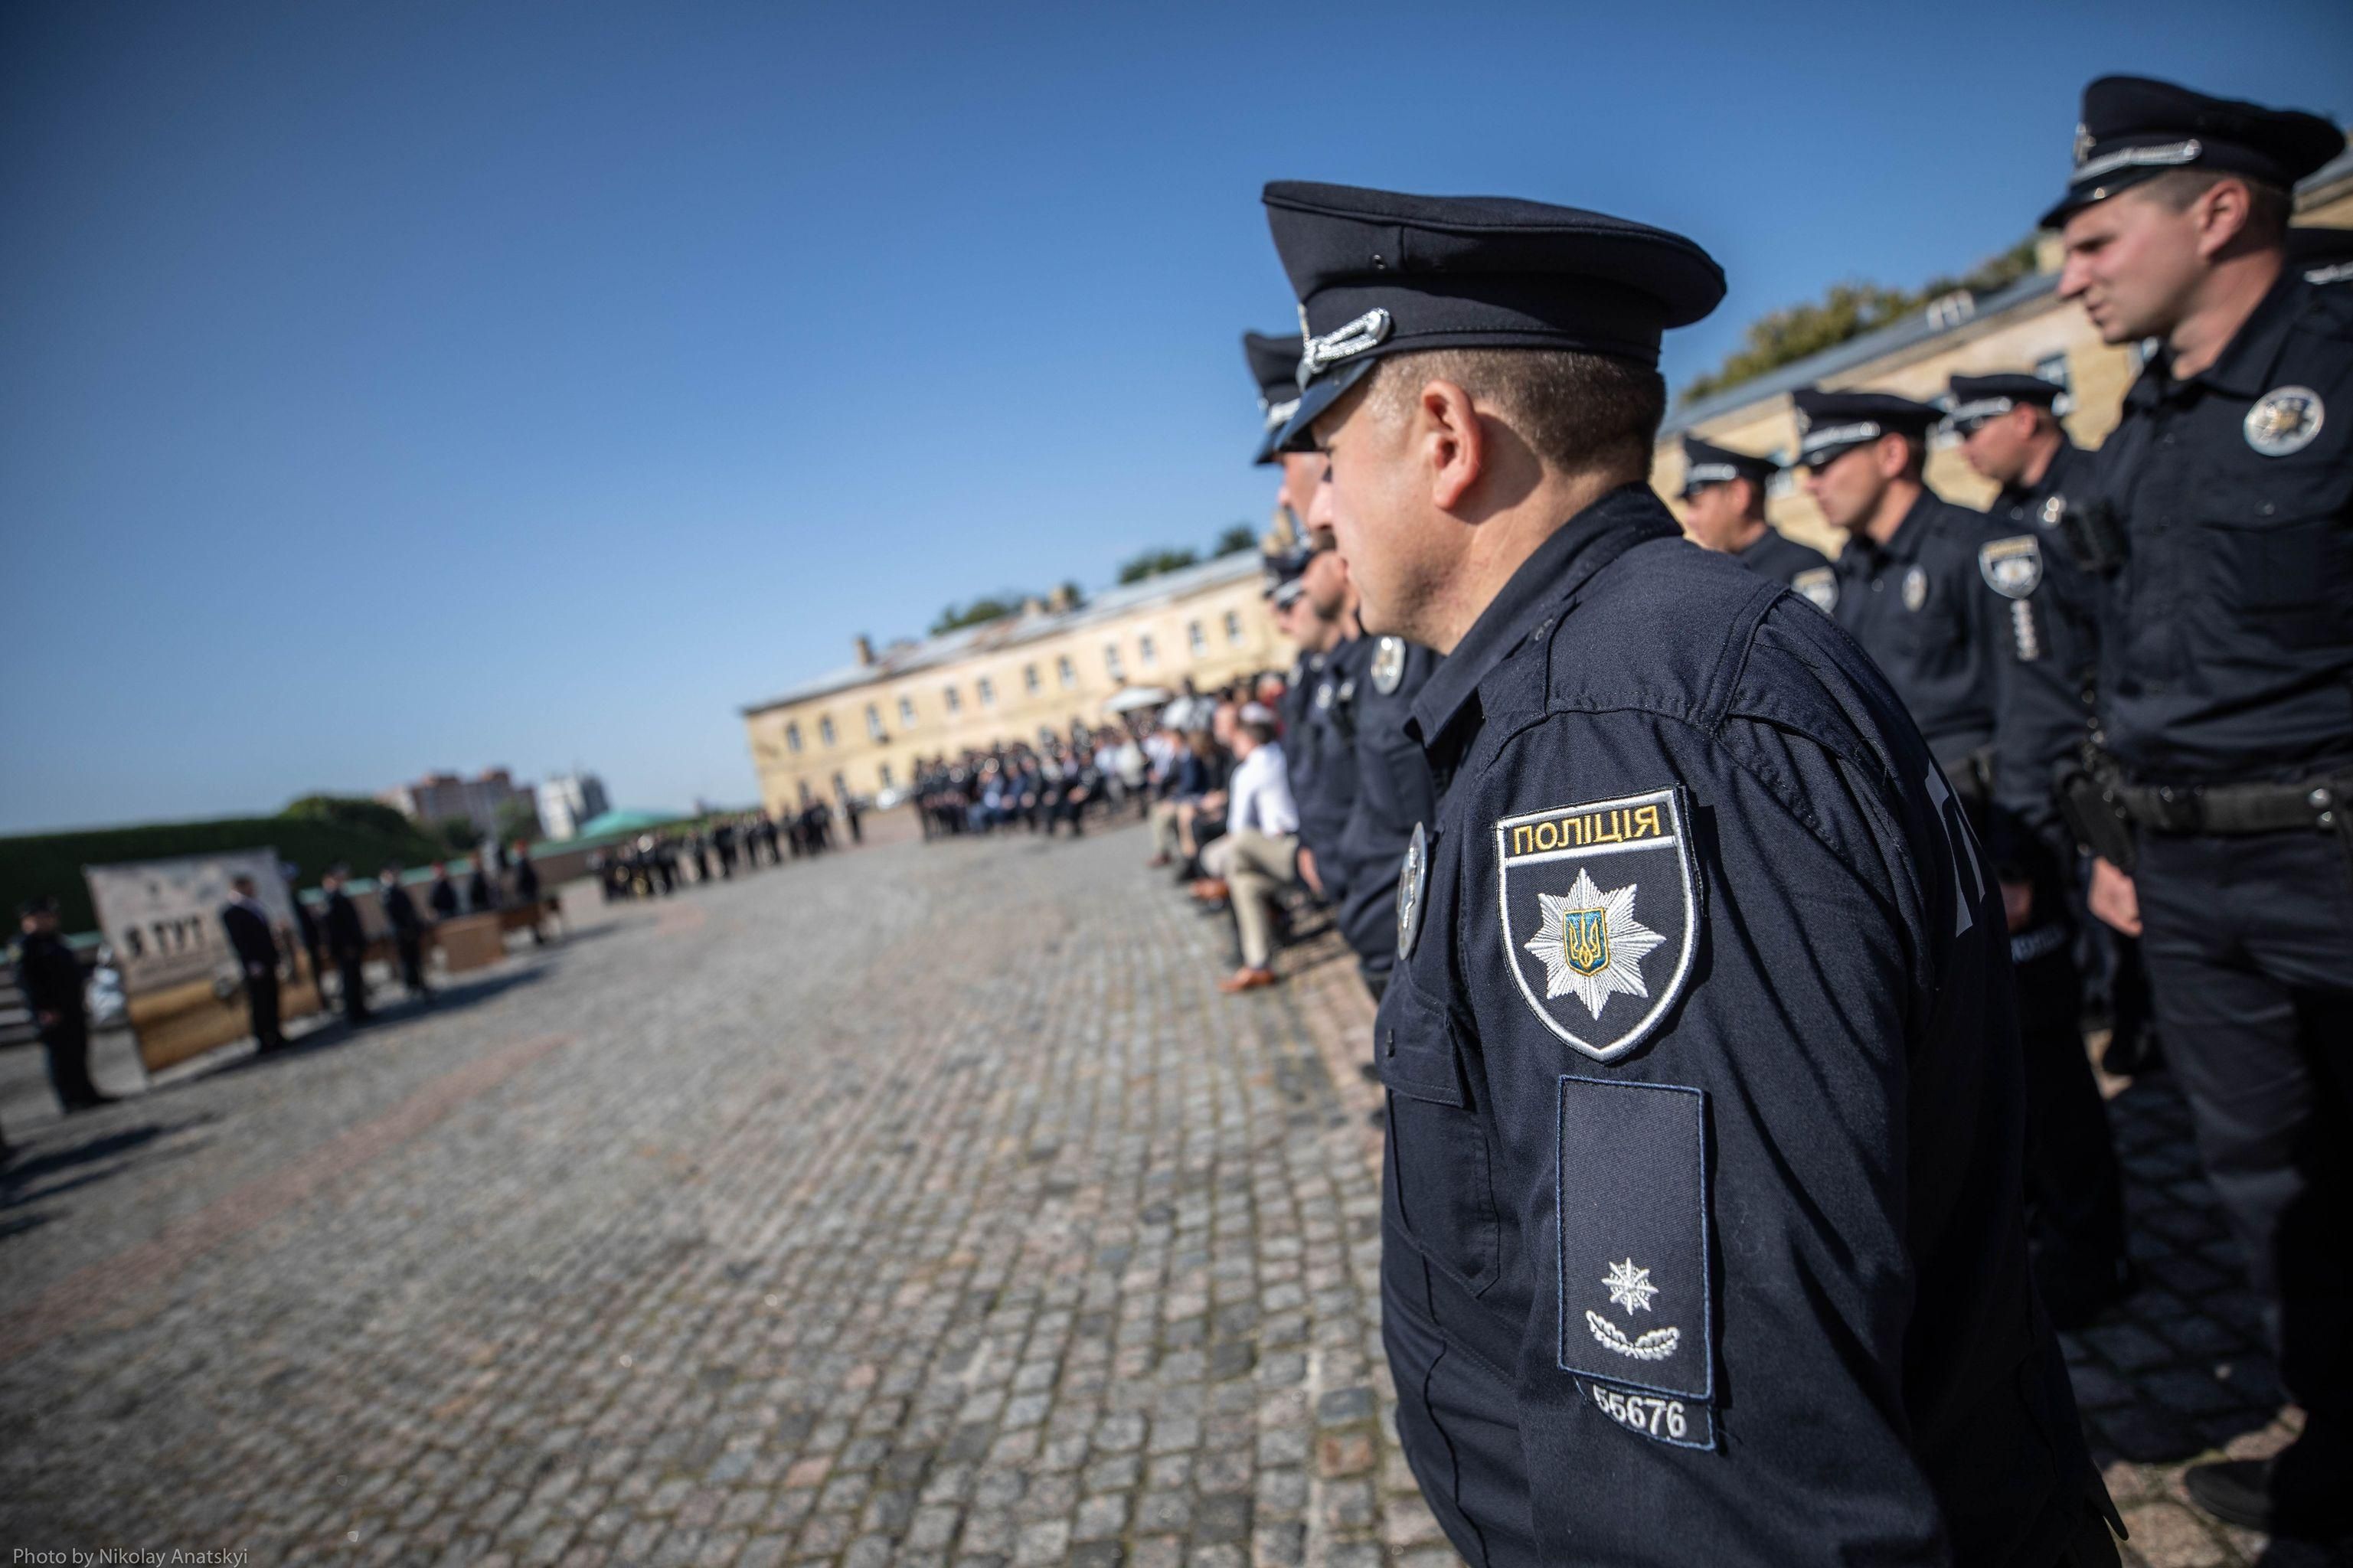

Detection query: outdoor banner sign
xmin=83 ymin=847 xmax=296 ymax=998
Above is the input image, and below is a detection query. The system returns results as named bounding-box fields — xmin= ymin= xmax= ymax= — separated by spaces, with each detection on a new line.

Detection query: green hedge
xmin=1 ymin=815 xmax=450 ymax=936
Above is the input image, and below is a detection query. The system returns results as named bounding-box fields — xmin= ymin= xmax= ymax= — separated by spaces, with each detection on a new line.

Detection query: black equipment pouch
xmin=2056 ymin=497 xmax=2127 ymax=577
xmin=2055 ymin=756 xmax=2138 ymax=873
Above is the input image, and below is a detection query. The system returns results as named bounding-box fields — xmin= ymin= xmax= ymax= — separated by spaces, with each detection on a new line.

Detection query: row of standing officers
xmin=1226 ymin=73 xmax=2347 ymax=1560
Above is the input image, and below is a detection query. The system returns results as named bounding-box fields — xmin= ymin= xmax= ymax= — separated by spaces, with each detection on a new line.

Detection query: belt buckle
xmin=2150 ymin=784 xmax=2203 ymax=834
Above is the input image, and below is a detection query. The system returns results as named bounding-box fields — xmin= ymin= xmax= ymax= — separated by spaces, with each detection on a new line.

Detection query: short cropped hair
xmin=2134 ymin=168 xmax=2292 ymax=246
xmin=1362 ymin=347 xmax=1667 ymax=480
xmin=1239 ymin=717 xmax=1279 ymax=746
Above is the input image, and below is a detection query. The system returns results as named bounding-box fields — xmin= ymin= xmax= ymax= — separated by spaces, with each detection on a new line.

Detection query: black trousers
xmin=2137 ymin=827 xmax=2351 ymax=1433
xmin=246 ymin=970 xmax=285 ymax=1050
xmin=395 ymin=933 xmax=427 ymax=993
xmin=39 ymin=1016 xmax=102 ymax=1108
xmin=336 ymin=955 xmax=370 ymax=1021
xmin=2010 ymin=937 xmax=2129 ymax=1319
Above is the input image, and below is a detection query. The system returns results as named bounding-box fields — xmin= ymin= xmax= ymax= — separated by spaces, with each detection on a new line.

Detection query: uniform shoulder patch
xmin=1495 ymin=787 xmax=1698 ymax=1063
xmin=1371 ymin=635 xmax=1407 ymax=694
xmin=2245 ymin=385 xmax=2323 ymax=456
xmin=1978 ymin=534 xmax=2043 ymax=599
xmin=1790 ymin=566 xmax=1838 ymax=613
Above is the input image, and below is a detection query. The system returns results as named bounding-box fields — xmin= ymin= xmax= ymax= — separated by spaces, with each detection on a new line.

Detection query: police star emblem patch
xmin=1370 ymin=635 xmax=1406 ymax=694
xmin=2245 ymin=386 xmax=2323 ymax=456
xmin=1791 ymin=567 xmax=1838 ymax=613
xmin=1901 ymin=564 xmax=1928 ymax=612
xmin=1397 ymin=821 xmax=1430 ymax=959
xmin=1497 ymin=788 xmax=1698 ymax=1062
xmin=1979 ymin=535 xmax=2042 ymax=599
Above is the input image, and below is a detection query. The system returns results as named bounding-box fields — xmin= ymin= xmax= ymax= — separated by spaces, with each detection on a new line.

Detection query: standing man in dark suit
xmin=14 ymin=895 xmax=113 ymax=1111
xmin=426 ymin=862 xmax=461 ymax=922
xmin=319 ymin=867 xmax=371 ymax=1026
xmin=466 ymin=858 xmax=498 ymax=913
xmin=377 ymin=866 xmax=431 ymax=999
xmin=284 ymin=861 xmax=326 ymax=1003
xmin=511 ymin=844 xmax=546 ymax=946
xmin=220 ymin=875 xmax=287 ymax=1051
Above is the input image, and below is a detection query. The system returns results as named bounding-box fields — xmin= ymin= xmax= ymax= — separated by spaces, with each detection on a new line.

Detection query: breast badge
xmin=2245 ymin=386 xmax=2323 ymax=456
xmin=1371 ymin=635 xmax=1407 ymax=694
xmin=1791 ymin=567 xmax=1838 ymax=613
xmin=1901 ymin=564 xmax=1928 ymax=612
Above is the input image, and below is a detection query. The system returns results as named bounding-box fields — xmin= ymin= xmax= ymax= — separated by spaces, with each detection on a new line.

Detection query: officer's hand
xmin=1298 ymin=848 xmax=1322 ymax=896
xmin=1999 ymin=879 xmax=2034 ymax=933
xmin=2089 ymin=857 xmax=2141 ymax=937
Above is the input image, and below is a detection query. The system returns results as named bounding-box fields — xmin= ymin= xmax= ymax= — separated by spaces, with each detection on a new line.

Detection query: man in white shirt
xmin=1197 ymin=704 xmax=1299 ymax=991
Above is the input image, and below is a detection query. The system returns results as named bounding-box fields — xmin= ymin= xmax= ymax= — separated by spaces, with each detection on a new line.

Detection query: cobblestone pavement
xmin=0 ymin=823 xmax=2341 ymax=1566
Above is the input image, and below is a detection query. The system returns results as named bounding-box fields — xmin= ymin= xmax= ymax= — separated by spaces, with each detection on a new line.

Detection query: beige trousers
xmin=1202 ymin=830 xmax=1298 ymax=969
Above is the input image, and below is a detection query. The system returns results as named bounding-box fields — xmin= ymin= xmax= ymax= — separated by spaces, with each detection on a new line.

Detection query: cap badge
xmin=1902 ymin=564 xmax=1928 ymax=612
xmin=2071 ymin=122 xmax=2094 ymax=167
xmin=2244 ymin=386 xmax=2323 ymax=457
xmin=1298 ymin=309 xmax=1393 ymax=384
xmin=1371 ymin=635 xmax=1407 ymax=695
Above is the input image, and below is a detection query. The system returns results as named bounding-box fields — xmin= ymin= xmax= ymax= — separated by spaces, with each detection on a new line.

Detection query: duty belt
xmin=2111 ymin=774 xmax=2346 ymax=836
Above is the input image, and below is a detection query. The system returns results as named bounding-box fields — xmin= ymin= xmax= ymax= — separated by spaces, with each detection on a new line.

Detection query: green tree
xmin=929 ymin=594 xmax=1031 ymax=635
xmin=494 ymin=796 xmax=542 ymax=846
xmin=279 ymin=794 xmax=415 ymax=839
xmin=1116 ymin=547 xmax=1198 ymax=585
xmin=1677 ymin=237 xmax=2042 ymax=407
xmin=434 ymin=816 xmax=482 ymax=854
xmin=1054 ymin=580 xmax=1088 ymax=610
xmin=1213 ymin=524 xmax=1257 ymax=556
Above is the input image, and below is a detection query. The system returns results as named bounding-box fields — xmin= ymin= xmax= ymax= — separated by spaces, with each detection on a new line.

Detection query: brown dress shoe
xmin=1190 ymin=878 xmax=1230 ymax=902
xmin=1218 ymin=966 xmax=1279 ymax=993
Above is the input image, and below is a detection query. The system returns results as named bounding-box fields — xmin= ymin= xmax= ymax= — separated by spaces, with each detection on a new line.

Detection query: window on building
xmin=866 ymin=704 xmax=885 ymax=741
xmin=877 ymin=761 xmax=894 ymax=790
xmin=1024 ymin=664 xmax=1041 ymax=694
xmin=1138 ymin=634 xmax=1157 ymax=667
xmin=898 ymin=695 xmax=917 ymax=726
xmin=1057 ymin=655 xmax=1076 ymax=688
xmin=1105 ymin=644 xmax=1124 ymax=680
xmin=818 ymin=715 xmax=836 ymax=746
xmin=978 ymin=676 xmax=996 ymax=706
xmin=1188 ymin=620 xmax=1207 ymax=655
xmin=785 ymin=721 xmax=802 ymax=753
xmin=1224 ymin=610 xmax=1242 ymax=644
xmin=944 ymin=684 xmax=962 ymax=713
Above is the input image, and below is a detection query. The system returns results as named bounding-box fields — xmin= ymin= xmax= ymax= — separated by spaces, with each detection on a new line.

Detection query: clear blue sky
xmin=3 ymin=1 xmax=2347 ymax=832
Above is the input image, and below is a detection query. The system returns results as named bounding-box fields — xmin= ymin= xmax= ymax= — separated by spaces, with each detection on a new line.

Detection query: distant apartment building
xmin=379 ymin=768 xmax=536 ymax=840
xmin=534 ymin=773 xmax=611 ymax=841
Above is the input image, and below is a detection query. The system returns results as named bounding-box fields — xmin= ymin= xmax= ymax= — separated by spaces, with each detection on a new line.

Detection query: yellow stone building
xmin=1652 ymin=150 xmax=2353 ymax=551
xmin=740 ymin=553 xmax=1284 ymax=812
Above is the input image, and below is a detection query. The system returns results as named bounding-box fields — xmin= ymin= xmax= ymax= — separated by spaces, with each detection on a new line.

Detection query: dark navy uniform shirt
xmin=1983 ymin=441 xmax=2101 ymax=845
xmin=1294 ymin=638 xmax=1364 ymax=893
xmin=1830 ymin=489 xmax=2010 ymax=773
xmin=2087 ymin=270 xmax=2353 ymax=786
xmin=1730 ymin=526 xmax=1837 ymax=612
xmin=1383 ymin=483 xmax=2096 ymax=1564
xmin=1328 ymin=634 xmax=1440 ymax=985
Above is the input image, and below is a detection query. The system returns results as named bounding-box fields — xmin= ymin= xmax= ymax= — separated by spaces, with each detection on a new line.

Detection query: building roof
xmin=740 ymin=548 xmax=1266 ymax=716
xmin=1662 ymin=142 xmax=2353 ymax=439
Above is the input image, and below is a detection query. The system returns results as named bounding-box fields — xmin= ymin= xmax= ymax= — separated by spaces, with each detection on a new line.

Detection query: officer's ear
xmin=1872 ymin=433 xmax=1911 ymax=482
xmin=2188 ymin=175 xmax=2260 ymax=262
xmin=1413 ymin=377 xmax=1487 ymax=511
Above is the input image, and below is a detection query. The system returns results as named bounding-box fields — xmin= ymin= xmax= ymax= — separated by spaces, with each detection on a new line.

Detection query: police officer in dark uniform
xmin=14 ymin=895 xmax=113 ymax=1111
xmin=1674 ymin=435 xmax=1837 ymax=611
xmin=2042 ymin=76 xmax=2351 ymax=1539
xmin=1943 ymin=374 xmax=2134 ymax=1325
xmin=377 ymin=866 xmax=431 ymax=997
xmin=320 ymin=867 xmax=371 ymax=1025
xmin=1295 ymin=464 xmax=1442 ymax=1001
xmin=221 ymin=875 xmax=289 ymax=1050
xmin=1289 ymin=533 xmax=1364 ymax=903
xmin=1797 ymin=388 xmax=2009 ymax=800
xmin=1265 ymin=180 xmax=2113 ymax=1564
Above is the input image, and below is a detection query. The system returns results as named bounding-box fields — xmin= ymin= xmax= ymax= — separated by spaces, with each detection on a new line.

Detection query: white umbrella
xmin=1103 ymin=685 xmax=1174 ymax=715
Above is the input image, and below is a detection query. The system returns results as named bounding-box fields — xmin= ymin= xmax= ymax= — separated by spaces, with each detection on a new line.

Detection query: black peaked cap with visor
xmin=1790 ymin=388 xmax=1943 ymax=471
xmin=2039 ymin=75 xmax=2344 ymax=230
xmin=1678 ymin=434 xmax=1779 ymax=500
xmin=1945 ymin=373 xmax=2067 ymax=433
xmin=1243 ymin=332 xmax=1306 ymax=465
xmin=1263 ymin=181 xmax=1726 ymax=454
